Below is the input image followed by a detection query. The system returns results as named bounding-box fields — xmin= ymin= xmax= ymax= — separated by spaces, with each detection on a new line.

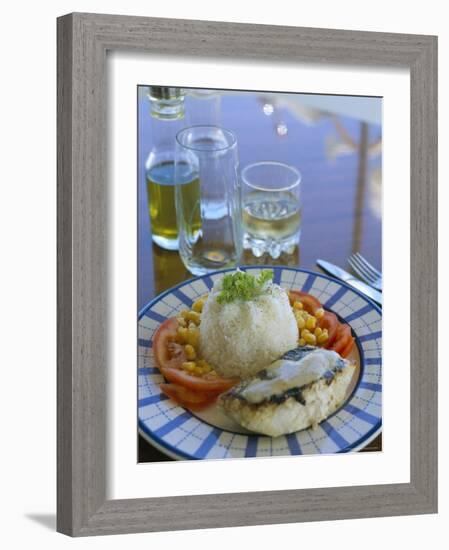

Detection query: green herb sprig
xmin=216 ymin=270 xmax=273 ymax=304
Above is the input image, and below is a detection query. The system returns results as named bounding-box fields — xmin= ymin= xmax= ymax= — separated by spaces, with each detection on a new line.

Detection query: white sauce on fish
xmin=238 ymin=349 xmax=343 ymax=405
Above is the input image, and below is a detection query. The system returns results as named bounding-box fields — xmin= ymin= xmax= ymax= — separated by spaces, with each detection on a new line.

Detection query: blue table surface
xmin=138 ymin=90 xmax=382 ymax=310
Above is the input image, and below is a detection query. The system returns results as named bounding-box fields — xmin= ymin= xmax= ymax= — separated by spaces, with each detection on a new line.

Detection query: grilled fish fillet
xmin=218 ymin=346 xmax=356 ymax=437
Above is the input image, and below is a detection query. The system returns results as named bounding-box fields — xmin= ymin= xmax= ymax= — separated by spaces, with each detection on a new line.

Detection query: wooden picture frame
xmin=57 ymin=12 xmax=437 ymax=536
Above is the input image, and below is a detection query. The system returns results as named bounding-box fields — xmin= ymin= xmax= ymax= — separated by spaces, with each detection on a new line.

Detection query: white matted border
xmin=107 ymin=51 xmax=410 ymax=500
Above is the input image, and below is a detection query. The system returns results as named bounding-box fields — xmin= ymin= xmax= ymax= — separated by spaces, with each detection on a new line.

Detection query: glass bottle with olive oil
xmin=145 ymin=87 xmax=199 ymax=250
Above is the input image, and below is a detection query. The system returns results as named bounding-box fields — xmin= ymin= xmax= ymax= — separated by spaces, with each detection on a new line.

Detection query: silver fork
xmin=348 ymin=252 xmax=382 ymax=291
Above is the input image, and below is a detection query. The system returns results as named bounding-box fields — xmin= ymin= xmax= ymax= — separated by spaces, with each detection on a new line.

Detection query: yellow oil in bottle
xmin=146 ymin=161 xmax=201 ymax=250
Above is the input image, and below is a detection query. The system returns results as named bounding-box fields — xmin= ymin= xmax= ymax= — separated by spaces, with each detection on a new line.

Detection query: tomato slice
xmin=288 ymin=290 xmax=354 ymax=356
xmin=317 ymin=311 xmax=339 ymax=348
xmin=330 ymin=324 xmax=352 ymax=354
xmin=153 ymin=318 xmax=186 ymax=370
xmin=288 ymin=290 xmax=302 ymax=304
xmin=160 ymin=383 xmax=217 ymax=411
xmin=288 ymin=290 xmax=321 ymax=315
xmin=340 ymin=336 xmax=355 ymax=358
xmin=160 ymin=367 xmax=238 ymax=394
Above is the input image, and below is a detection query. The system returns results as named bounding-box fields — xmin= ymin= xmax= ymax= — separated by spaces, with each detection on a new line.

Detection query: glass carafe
xmin=145 ymin=87 xmax=186 ymax=250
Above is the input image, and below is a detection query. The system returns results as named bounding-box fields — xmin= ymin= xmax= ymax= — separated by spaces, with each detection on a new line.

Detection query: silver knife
xmin=316 ymin=259 xmax=382 ymax=307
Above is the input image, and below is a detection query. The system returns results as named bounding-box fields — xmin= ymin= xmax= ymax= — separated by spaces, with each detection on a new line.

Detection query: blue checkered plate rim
xmin=138 ymin=266 xmax=382 ymax=460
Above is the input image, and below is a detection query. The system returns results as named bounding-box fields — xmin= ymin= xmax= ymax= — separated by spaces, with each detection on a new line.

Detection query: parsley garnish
xmin=216 ymin=270 xmax=273 ymax=304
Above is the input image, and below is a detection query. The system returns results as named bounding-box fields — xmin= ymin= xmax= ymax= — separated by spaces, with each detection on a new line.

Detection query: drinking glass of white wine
xmin=175 ymin=125 xmax=242 ymax=275
xmin=241 ymin=161 xmax=302 ymax=259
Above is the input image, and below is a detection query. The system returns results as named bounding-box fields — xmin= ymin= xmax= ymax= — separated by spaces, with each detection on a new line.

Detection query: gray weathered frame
xmin=57 ymin=12 xmax=438 ymax=536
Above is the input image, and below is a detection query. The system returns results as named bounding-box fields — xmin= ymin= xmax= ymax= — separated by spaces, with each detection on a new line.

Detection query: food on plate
xmin=218 ymin=346 xmax=356 ymax=437
xmin=160 ymin=383 xmax=218 ymax=411
xmin=153 ymin=318 xmax=187 ymax=370
xmin=151 ymin=269 xmax=356 ymax=418
xmin=288 ymin=290 xmax=355 ymax=355
xmin=153 ymin=317 xmax=238 ymax=410
xmin=160 ymin=366 xmax=238 ymax=393
xmin=199 ymin=270 xmax=299 ymax=379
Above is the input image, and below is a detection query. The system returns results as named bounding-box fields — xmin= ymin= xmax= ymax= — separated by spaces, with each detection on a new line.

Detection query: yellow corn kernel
xmin=198 ymin=359 xmax=211 ymax=372
xmin=315 ymin=308 xmax=325 ymax=319
xmin=184 ymin=344 xmax=196 ymax=360
xmin=193 ymin=366 xmax=203 ymax=376
xmin=192 ymin=298 xmax=206 ymax=313
xmin=176 ymin=326 xmax=188 ymax=343
xmin=306 ymin=315 xmax=317 ymax=330
xmin=304 ymin=332 xmax=317 ymax=345
xmin=182 ymin=361 xmax=196 ymax=372
xmin=180 ymin=309 xmax=190 ymax=319
xmin=300 ymin=328 xmax=310 ymax=339
xmin=186 ymin=326 xmax=199 ymax=347
xmin=317 ymin=331 xmax=329 ymax=344
xmin=208 ymin=370 xmax=217 ymax=377
xmin=298 ymin=338 xmax=306 ymax=346
xmin=293 ymin=301 xmax=304 ymax=310
xmin=186 ymin=310 xmax=201 ymax=325
xmin=314 ymin=327 xmax=323 ymax=337
xmin=297 ymin=316 xmax=306 ymax=330
xmin=176 ymin=316 xmax=187 ymax=327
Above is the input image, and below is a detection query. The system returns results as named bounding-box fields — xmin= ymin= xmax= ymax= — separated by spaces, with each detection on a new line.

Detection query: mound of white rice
xmin=199 ymin=277 xmax=299 ymax=379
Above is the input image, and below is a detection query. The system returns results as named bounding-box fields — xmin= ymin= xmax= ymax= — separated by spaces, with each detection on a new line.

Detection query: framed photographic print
xmin=137 ymin=86 xmax=383 ymax=462
xmin=57 ymin=13 xmax=437 ymax=536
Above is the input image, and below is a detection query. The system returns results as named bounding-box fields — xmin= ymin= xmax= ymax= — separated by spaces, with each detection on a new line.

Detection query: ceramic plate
xmin=138 ymin=266 xmax=382 ymax=460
